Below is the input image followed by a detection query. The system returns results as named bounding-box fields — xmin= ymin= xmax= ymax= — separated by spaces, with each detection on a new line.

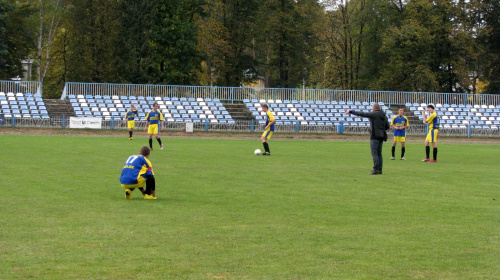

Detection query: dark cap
xmin=427 ymin=104 xmax=435 ymax=109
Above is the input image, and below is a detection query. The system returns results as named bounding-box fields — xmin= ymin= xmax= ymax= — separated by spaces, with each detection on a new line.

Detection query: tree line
xmin=0 ymin=0 xmax=499 ymax=98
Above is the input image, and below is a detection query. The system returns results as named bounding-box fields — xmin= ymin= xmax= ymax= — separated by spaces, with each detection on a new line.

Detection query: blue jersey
xmin=145 ymin=110 xmax=163 ymax=124
xmin=265 ymin=111 xmax=275 ymax=131
xmin=120 ymin=155 xmax=154 ymax=185
xmin=391 ymin=115 xmax=409 ymax=137
xmin=125 ymin=109 xmax=138 ymax=121
xmin=426 ymin=112 xmax=440 ymax=130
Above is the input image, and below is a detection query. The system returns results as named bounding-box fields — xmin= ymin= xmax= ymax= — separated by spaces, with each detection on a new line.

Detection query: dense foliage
xmin=0 ymin=0 xmax=498 ymax=96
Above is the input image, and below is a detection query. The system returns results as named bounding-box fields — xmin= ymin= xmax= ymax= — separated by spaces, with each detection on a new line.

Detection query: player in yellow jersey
xmin=390 ymin=108 xmax=409 ymax=160
xmin=145 ymin=102 xmax=164 ymax=150
xmin=422 ymin=104 xmax=440 ymax=162
xmin=120 ymin=146 xmax=157 ymax=200
xmin=260 ymin=104 xmax=276 ymax=156
xmin=124 ymin=104 xmax=138 ymax=140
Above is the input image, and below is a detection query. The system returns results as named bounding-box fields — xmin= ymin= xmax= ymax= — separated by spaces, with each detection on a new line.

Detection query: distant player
xmin=261 ymin=104 xmax=275 ymax=156
xmin=390 ymin=108 xmax=409 ymax=160
xmin=145 ymin=102 xmax=164 ymax=150
xmin=124 ymin=104 xmax=138 ymax=140
xmin=120 ymin=146 xmax=157 ymax=200
xmin=422 ymin=104 xmax=440 ymax=162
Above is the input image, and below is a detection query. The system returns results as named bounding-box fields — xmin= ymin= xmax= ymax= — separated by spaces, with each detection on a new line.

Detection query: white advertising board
xmin=69 ymin=117 xmax=102 ymax=129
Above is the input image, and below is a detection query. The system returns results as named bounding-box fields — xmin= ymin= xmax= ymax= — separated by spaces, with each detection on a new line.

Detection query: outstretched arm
xmin=345 ymin=110 xmax=379 ymax=119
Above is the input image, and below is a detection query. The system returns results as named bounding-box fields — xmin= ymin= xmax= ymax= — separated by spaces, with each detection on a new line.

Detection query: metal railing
xmin=2 ymin=116 xmax=499 ymax=138
xmin=61 ymin=82 xmax=500 ymax=107
xmin=0 ymin=80 xmax=43 ymax=96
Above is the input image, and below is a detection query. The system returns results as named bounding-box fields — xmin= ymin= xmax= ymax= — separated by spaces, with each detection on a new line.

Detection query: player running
xmin=260 ymin=104 xmax=275 ymax=156
xmin=145 ymin=102 xmax=164 ymax=150
xmin=390 ymin=108 xmax=409 ymax=160
xmin=124 ymin=104 xmax=138 ymax=140
xmin=120 ymin=146 xmax=157 ymax=200
xmin=422 ymin=104 xmax=440 ymax=162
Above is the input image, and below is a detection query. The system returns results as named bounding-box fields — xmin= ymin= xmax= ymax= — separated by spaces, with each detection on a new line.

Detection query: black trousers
xmin=370 ymin=139 xmax=384 ymax=172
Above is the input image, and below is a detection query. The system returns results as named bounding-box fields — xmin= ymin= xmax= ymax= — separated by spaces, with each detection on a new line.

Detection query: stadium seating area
xmin=2 ymin=90 xmax=499 ymax=131
xmin=411 ymin=103 xmax=500 ymax=130
xmin=244 ymin=99 xmax=395 ymax=126
xmin=68 ymin=95 xmax=235 ymax=124
xmin=0 ymin=92 xmax=49 ymax=119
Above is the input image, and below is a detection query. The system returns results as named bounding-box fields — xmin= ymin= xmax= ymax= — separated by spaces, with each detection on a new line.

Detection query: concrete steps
xmin=223 ymin=102 xmax=254 ymax=121
xmin=44 ymin=99 xmax=75 ymax=117
xmin=389 ymin=105 xmax=420 ymax=124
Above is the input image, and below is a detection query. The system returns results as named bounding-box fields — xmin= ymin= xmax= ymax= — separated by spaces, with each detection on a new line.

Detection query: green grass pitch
xmin=1 ymin=134 xmax=499 ymax=279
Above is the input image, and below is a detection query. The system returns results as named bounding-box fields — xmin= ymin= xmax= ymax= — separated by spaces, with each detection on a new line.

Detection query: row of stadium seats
xmin=0 ymin=92 xmax=42 ymax=98
xmin=2 ymin=92 xmax=499 ymax=129
xmin=0 ymin=93 xmax=49 ymax=119
xmin=245 ymin=100 xmax=395 ymax=126
xmin=67 ymin=95 xmax=235 ymax=123
xmin=244 ymin=99 xmax=499 ymax=129
xmin=411 ymin=103 xmax=500 ymax=130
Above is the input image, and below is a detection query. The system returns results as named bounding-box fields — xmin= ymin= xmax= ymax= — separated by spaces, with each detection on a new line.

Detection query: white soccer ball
xmin=254 ymin=149 xmax=262 ymax=155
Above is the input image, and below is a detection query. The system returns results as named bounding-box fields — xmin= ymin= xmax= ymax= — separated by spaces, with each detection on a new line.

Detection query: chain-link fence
xmin=2 ymin=116 xmax=499 ymax=138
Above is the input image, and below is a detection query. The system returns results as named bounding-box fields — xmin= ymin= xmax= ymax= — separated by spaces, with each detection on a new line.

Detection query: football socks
xmin=145 ymin=176 xmax=156 ymax=195
xmin=149 ymin=139 xmax=153 ymax=149
xmin=425 ymin=146 xmax=430 ymax=159
xmin=433 ymin=148 xmax=437 ymax=160
xmin=391 ymin=146 xmax=395 ymax=157
xmin=401 ymin=147 xmax=405 ymax=157
xmin=263 ymin=142 xmax=270 ymax=153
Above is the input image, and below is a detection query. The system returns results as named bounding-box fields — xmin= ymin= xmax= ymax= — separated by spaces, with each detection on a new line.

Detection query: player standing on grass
xmin=422 ymin=104 xmax=440 ymax=162
xmin=261 ymin=104 xmax=275 ymax=156
xmin=120 ymin=146 xmax=157 ymax=200
xmin=124 ymin=104 xmax=138 ymax=140
xmin=390 ymin=108 xmax=409 ymax=160
xmin=145 ymin=102 xmax=164 ymax=150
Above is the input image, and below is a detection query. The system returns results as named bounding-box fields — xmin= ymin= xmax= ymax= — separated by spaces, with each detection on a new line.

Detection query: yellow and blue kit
xmin=391 ymin=115 xmax=409 ymax=137
xmin=426 ymin=112 xmax=440 ymax=142
xmin=262 ymin=110 xmax=275 ymax=139
xmin=125 ymin=108 xmax=138 ymax=121
xmin=120 ymin=155 xmax=154 ymax=189
xmin=146 ymin=110 xmax=164 ymax=134
xmin=145 ymin=110 xmax=163 ymax=124
xmin=392 ymin=115 xmax=409 ymax=142
xmin=125 ymin=108 xmax=138 ymax=129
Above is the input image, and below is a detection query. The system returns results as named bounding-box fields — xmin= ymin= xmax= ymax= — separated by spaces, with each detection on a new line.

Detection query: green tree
xmin=34 ymin=0 xmax=66 ymax=84
xmin=146 ymin=0 xmax=203 ymax=85
xmin=320 ymin=0 xmax=369 ymax=90
xmin=483 ymin=0 xmax=500 ymax=93
xmin=197 ymin=0 xmax=259 ymax=87
xmin=357 ymin=0 xmax=404 ymax=90
xmin=256 ymin=0 xmax=322 ymax=88
xmin=373 ymin=0 xmax=473 ymax=92
xmin=116 ymin=0 xmax=203 ymax=85
xmin=64 ymin=0 xmax=121 ymax=83
xmin=0 ymin=0 xmax=14 ymax=78
xmin=0 ymin=0 xmax=35 ymax=80
xmin=116 ymin=1 xmax=154 ymax=84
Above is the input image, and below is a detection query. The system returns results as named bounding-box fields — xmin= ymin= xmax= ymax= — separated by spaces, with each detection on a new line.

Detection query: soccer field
xmin=1 ymin=134 xmax=499 ymax=279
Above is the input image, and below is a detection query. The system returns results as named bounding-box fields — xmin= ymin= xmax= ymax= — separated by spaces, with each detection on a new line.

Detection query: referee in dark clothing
xmin=346 ymin=103 xmax=389 ymax=175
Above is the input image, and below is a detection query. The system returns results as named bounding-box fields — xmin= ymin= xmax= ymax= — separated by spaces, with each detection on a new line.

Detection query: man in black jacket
xmin=345 ymin=103 xmax=388 ymax=175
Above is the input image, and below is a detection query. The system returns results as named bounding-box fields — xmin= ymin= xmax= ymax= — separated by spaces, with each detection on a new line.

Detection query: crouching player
xmin=120 ymin=146 xmax=157 ymax=200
